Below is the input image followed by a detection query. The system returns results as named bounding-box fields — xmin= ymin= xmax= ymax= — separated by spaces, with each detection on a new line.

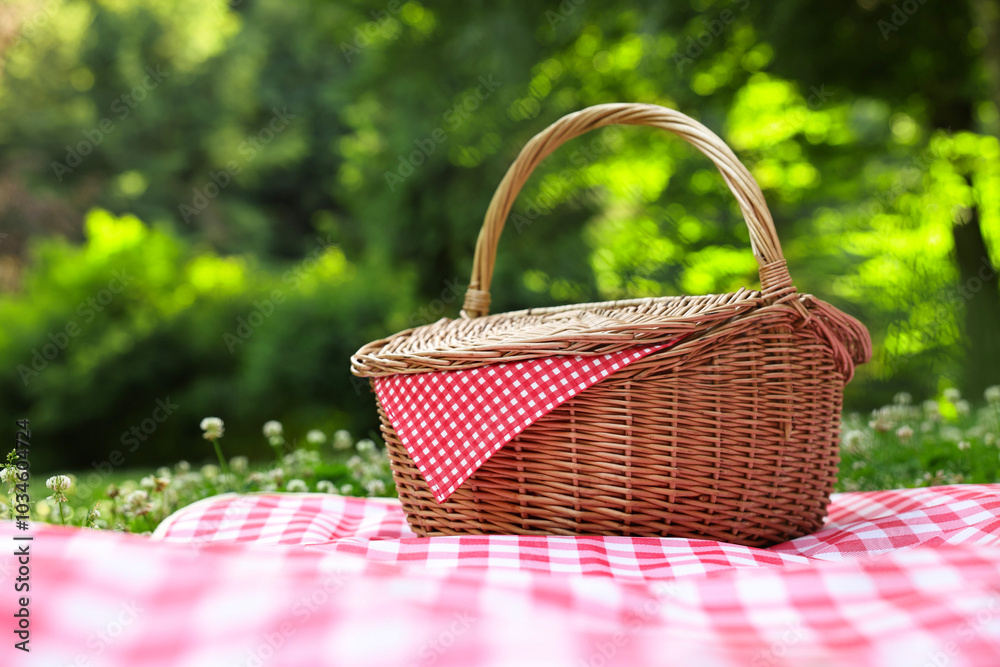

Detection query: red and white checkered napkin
xmin=374 ymin=344 xmax=667 ymax=502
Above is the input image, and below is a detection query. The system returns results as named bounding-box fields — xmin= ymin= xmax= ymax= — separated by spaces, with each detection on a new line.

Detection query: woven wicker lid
xmin=351 ymin=104 xmax=871 ymax=379
xmin=352 ymin=289 xmax=770 ymax=376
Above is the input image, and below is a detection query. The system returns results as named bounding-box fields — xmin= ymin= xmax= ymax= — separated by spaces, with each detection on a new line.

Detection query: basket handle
xmin=461 ymin=103 xmax=795 ymax=318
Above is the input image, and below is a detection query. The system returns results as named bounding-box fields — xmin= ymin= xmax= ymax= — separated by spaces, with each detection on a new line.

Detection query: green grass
xmin=4 ymin=426 xmax=392 ymax=534
xmin=837 ymin=389 xmax=1000 ymax=491
xmin=28 ymin=467 xmax=157 ymax=510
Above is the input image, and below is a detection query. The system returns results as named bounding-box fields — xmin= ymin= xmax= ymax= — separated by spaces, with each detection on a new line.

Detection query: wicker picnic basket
xmin=351 ymin=103 xmax=871 ymax=547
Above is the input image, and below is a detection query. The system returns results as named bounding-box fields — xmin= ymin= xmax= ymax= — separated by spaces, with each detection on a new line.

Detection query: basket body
xmin=371 ymin=299 xmax=845 ymax=547
xmin=352 ymin=103 xmax=870 ymax=548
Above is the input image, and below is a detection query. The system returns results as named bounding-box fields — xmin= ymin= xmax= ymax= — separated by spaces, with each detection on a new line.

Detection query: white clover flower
xmin=316 ymin=480 xmax=335 ymax=494
xmin=868 ymin=408 xmax=893 ymax=432
xmin=986 ymin=386 xmax=1000 ymax=405
xmin=895 ymin=425 xmax=914 ymax=440
xmin=46 ymin=475 xmax=72 ymax=493
xmin=985 ymin=433 xmax=997 ymax=447
xmin=247 ymin=472 xmax=267 ymax=486
xmin=200 ymin=417 xmax=225 ymax=440
xmin=106 ymin=484 xmax=120 ymax=499
xmin=339 ymin=483 xmax=354 ymax=495
xmin=356 ymin=439 xmax=375 ymax=454
xmin=262 ymin=420 xmax=284 ymax=438
xmin=306 ymin=429 xmax=327 ymax=445
xmin=230 ymin=456 xmax=249 ymax=474
xmin=128 ymin=489 xmax=149 ymax=503
xmin=944 ymin=388 xmax=961 ymax=402
xmin=215 ymin=474 xmax=236 ymax=488
xmin=122 ymin=490 xmax=150 ymax=517
xmin=200 ymin=464 xmax=220 ymax=479
xmin=346 ymin=456 xmax=363 ymax=475
xmin=292 ymin=450 xmax=321 ymax=468
xmin=364 ymin=479 xmax=386 ymax=496
xmin=841 ymin=430 xmax=864 ymax=451
xmin=955 ymin=400 xmax=971 ymax=417
xmin=0 ymin=468 xmax=12 ymax=484
xmin=333 ymin=429 xmax=353 ymax=450
xmin=140 ymin=475 xmax=156 ymax=490
xmin=268 ymin=468 xmax=285 ymax=485
xmin=286 ymin=479 xmax=308 ymax=492
xmin=957 ymin=440 xmax=971 ymax=451
xmin=200 ymin=417 xmax=223 ymax=431
xmin=851 ymin=461 xmax=866 ymax=470
xmin=893 ymin=392 xmax=912 ymax=406
xmin=176 ymin=460 xmax=191 ymax=473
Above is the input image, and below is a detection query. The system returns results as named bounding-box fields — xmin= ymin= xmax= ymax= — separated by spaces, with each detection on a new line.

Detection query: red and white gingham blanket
xmin=5 ymin=485 xmax=1000 ymax=666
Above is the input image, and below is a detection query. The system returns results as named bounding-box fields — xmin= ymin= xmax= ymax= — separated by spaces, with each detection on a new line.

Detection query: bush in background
xmin=0 ymin=210 xmax=415 ymax=470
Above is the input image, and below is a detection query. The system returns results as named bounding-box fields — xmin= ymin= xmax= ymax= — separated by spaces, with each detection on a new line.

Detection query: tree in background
xmin=758 ymin=0 xmax=1000 ymax=399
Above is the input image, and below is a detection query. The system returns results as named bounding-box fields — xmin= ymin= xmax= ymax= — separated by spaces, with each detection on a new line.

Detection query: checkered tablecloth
xmin=5 ymin=485 xmax=1000 ymax=666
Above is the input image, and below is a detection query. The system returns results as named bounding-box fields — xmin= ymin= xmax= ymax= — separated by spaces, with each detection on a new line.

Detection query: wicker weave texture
xmin=353 ymin=103 xmax=871 ymax=547
xmin=377 ymin=308 xmax=847 ymax=546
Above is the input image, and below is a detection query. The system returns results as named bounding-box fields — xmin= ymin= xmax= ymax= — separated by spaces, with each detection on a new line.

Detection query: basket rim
xmin=352 ymin=288 xmax=768 ymax=376
xmin=351 ymin=288 xmax=872 ymax=380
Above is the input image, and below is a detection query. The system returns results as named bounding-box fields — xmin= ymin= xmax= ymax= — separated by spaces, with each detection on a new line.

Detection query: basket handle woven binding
xmin=461 ymin=103 xmax=798 ymax=319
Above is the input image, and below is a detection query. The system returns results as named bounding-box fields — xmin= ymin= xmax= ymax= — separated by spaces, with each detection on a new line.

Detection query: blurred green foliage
xmin=0 ymin=210 xmax=413 ymax=469
xmin=0 ymin=0 xmax=998 ymax=470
